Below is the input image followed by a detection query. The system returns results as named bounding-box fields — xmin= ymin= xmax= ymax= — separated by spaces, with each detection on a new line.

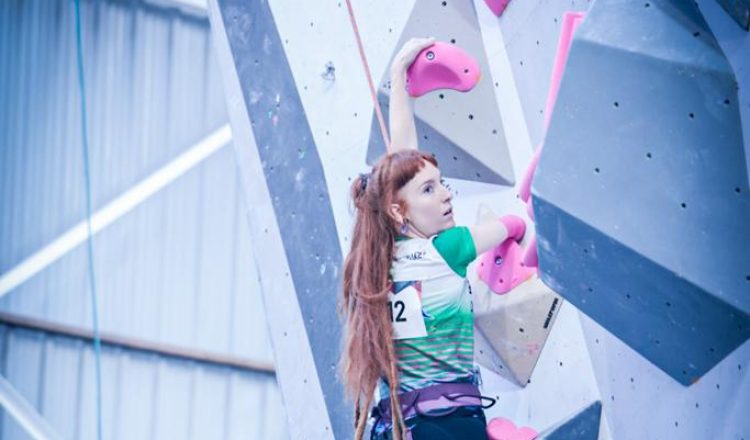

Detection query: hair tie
xmin=359 ymin=173 xmax=370 ymax=192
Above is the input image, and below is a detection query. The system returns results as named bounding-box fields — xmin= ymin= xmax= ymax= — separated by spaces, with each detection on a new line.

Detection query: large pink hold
xmin=487 ymin=417 xmax=538 ymax=440
xmin=543 ymin=11 xmax=586 ymax=130
xmin=519 ymin=149 xmax=541 ymax=204
xmin=519 ymin=11 xmax=585 ymax=269
xmin=522 ymin=235 xmax=539 ymax=267
xmin=406 ymin=41 xmax=481 ymax=98
xmin=484 ymin=0 xmax=512 ymax=17
xmin=477 ymin=236 xmax=535 ymax=295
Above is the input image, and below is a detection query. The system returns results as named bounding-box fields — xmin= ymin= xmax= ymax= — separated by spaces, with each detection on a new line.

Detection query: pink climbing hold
xmin=525 ymin=197 xmax=534 ymax=221
xmin=406 ymin=41 xmax=481 ymax=98
xmin=484 ymin=0 xmax=511 ymax=17
xmin=522 ymin=235 xmax=539 ymax=268
xmin=519 ymin=149 xmax=538 ymax=269
xmin=519 ymin=149 xmax=541 ymax=203
xmin=487 ymin=417 xmax=538 ymax=440
xmin=516 ymin=11 xmax=585 ymax=270
xmin=477 ymin=240 xmax=536 ymax=295
xmin=477 ymin=218 xmax=535 ymax=295
xmin=543 ymin=11 xmax=586 ymax=130
xmin=500 ymin=215 xmax=526 ymax=241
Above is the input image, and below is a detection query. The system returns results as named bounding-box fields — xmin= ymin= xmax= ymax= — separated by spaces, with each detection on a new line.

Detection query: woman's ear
xmin=390 ymin=203 xmax=405 ymax=225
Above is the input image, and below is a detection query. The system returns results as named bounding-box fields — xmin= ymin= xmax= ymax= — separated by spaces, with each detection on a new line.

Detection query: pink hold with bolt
xmin=406 ymin=41 xmax=481 ymax=97
xmin=476 ymin=215 xmax=535 ymax=295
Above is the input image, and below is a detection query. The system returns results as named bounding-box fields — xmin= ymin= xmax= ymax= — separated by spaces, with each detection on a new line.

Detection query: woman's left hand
xmin=390 ymin=37 xmax=435 ymax=76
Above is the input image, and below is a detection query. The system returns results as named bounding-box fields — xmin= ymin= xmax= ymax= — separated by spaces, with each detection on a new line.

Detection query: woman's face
xmin=395 ymin=161 xmax=454 ymax=238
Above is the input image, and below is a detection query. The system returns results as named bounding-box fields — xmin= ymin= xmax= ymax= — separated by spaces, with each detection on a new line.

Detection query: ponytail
xmin=340 ymin=151 xmax=438 ymax=440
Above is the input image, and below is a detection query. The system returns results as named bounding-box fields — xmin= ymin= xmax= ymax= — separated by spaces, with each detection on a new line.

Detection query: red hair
xmin=340 ymin=150 xmax=438 ymax=440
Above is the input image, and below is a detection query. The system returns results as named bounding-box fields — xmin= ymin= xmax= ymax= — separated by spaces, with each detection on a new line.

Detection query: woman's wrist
xmin=390 ymin=72 xmax=408 ymax=95
xmin=390 ymin=65 xmax=408 ymax=82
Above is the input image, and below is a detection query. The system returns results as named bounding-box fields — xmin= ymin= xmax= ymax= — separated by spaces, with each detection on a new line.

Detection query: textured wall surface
xmin=535 ymin=0 xmax=750 ymax=384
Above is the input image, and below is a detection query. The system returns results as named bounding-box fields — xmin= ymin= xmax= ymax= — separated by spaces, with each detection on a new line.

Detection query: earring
xmin=400 ymin=222 xmax=408 ymax=234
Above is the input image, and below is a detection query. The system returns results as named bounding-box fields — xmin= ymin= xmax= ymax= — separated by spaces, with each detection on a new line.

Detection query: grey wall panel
xmin=367 ymin=0 xmax=515 ymax=185
xmin=536 ymin=401 xmax=602 ymax=440
xmin=573 ymin=1 xmax=750 ymax=438
xmin=209 ymin=0 xmax=350 ymax=436
xmin=696 ymin=0 xmax=750 ymax=179
xmin=368 ymin=94 xmax=514 ymax=185
xmin=533 ymin=0 xmax=750 ymax=384
xmin=716 ymin=0 xmax=750 ymax=29
xmin=581 ymin=313 xmax=750 ymax=439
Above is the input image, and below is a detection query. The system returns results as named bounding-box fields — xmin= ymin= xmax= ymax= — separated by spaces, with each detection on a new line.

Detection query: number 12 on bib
xmin=389 ymin=281 xmax=428 ymax=339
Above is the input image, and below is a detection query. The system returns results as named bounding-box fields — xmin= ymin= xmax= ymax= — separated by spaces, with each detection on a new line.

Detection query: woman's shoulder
xmin=431 ymin=226 xmax=477 ymax=278
xmin=431 ymin=225 xmax=470 ymax=241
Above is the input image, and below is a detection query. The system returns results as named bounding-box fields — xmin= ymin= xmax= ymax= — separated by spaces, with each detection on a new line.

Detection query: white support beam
xmin=0 ymin=125 xmax=232 ymax=297
xmin=0 ymin=374 xmax=62 ymax=440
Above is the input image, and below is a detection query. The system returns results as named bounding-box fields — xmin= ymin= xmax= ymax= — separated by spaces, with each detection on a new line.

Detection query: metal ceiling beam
xmin=0 ymin=312 xmax=274 ymax=375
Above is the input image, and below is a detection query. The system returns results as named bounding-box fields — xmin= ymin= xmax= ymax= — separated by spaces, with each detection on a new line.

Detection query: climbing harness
xmin=371 ymin=382 xmax=497 ymax=437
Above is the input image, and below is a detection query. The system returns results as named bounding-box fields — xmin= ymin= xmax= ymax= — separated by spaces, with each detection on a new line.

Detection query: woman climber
xmin=339 ymin=38 xmax=526 ymax=440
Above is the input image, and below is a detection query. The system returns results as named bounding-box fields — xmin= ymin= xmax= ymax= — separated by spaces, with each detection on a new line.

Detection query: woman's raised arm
xmin=388 ymin=37 xmax=434 ymax=153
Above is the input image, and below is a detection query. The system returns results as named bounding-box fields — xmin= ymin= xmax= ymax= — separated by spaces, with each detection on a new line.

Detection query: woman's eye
xmin=423 ymin=185 xmax=433 ymax=194
xmin=440 ymin=178 xmax=454 ymax=193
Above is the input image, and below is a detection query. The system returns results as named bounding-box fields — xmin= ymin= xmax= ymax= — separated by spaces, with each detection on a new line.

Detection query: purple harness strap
xmin=372 ymin=382 xmax=495 ymax=435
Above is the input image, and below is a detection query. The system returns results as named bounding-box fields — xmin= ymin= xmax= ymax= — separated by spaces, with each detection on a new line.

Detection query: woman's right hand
xmin=390 ymin=37 xmax=435 ymax=77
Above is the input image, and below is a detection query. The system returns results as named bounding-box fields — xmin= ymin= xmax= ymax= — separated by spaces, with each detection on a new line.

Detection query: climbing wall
xmin=208 ymin=0 xmax=749 ymax=438
xmin=551 ymin=1 xmax=750 ymax=438
xmin=535 ymin=0 xmax=750 ymax=385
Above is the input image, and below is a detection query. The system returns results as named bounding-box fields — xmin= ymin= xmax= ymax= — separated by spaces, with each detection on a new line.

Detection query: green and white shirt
xmin=379 ymin=226 xmax=478 ymax=397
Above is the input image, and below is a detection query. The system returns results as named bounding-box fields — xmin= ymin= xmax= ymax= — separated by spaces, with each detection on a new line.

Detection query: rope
xmin=344 ymin=0 xmax=392 ymax=152
xmin=73 ymin=1 xmax=104 ymax=439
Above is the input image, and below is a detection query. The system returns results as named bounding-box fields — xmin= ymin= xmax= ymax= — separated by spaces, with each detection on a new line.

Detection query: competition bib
xmin=389 ymin=282 xmax=428 ymax=339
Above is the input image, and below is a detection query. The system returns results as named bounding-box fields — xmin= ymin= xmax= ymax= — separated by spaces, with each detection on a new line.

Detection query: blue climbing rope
xmin=73 ymin=0 xmax=103 ymax=438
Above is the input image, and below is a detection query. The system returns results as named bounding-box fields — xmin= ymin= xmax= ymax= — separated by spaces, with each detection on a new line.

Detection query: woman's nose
xmin=441 ymin=185 xmax=452 ymax=202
